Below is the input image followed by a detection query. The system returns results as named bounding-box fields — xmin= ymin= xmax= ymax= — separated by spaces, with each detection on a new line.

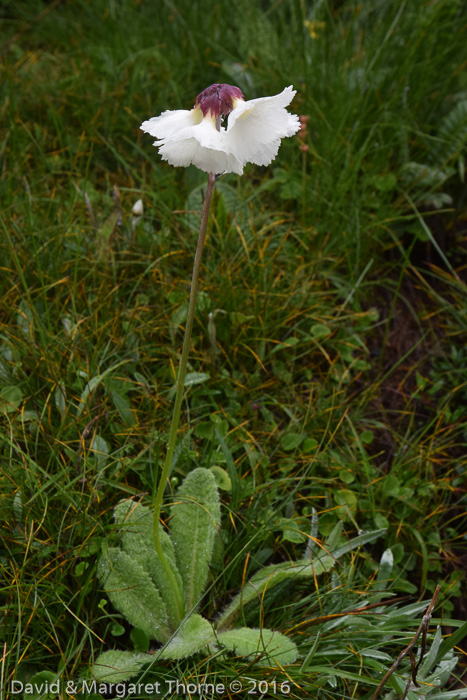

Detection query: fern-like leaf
xmin=170 ymin=468 xmax=221 ymax=611
xmin=431 ymin=98 xmax=467 ymax=166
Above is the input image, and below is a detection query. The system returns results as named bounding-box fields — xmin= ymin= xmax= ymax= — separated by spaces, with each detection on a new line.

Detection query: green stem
xmin=153 ymin=172 xmax=216 ymax=623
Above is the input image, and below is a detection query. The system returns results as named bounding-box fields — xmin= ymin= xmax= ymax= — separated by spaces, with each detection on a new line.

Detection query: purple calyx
xmin=195 ymin=83 xmax=244 ymax=118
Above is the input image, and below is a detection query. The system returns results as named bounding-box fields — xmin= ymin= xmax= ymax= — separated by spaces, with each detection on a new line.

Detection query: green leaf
xmin=370 ymin=172 xmax=397 ymax=191
xmin=318 ymin=513 xmax=344 ymax=552
xmin=217 ymin=553 xmax=334 ymax=630
xmin=74 ymin=561 xmax=88 ymax=576
xmin=113 ymin=499 xmax=184 ymax=629
xmin=374 ymin=513 xmax=389 ymax=529
xmin=276 ymin=517 xmax=307 ymax=543
xmin=169 ymin=303 xmax=188 ymax=343
xmin=170 ymin=468 xmax=221 ymax=611
xmin=194 ymin=421 xmax=215 ymax=439
xmin=280 ymin=178 xmax=302 ymax=200
xmin=184 ymin=372 xmax=210 ymax=387
xmin=98 ymin=210 xmax=120 ymax=242
xmin=280 ymin=433 xmax=303 ymax=451
xmin=111 ymin=391 xmax=135 ymax=426
xmin=89 ymin=434 xmax=109 ymax=468
xmin=209 ymin=465 xmax=232 ymax=491
xmin=0 ymin=385 xmax=23 ymax=414
xmin=325 ymin=521 xmax=344 ymax=550
xmin=301 ymin=631 xmax=321 ymax=671
xmin=209 ymin=415 xmax=228 ymax=436
xmin=159 ymin=614 xmax=215 ymax=660
xmin=419 ymin=627 xmax=442 ymax=679
xmin=424 ymin=653 xmax=458 ymax=689
xmin=433 ymin=619 xmax=467 ymax=668
xmin=334 ymin=490 xmax=358 ymax=519
xmin=24 ymin=672 xmax=57 ymax=700
xmin=375 ymin=548 xmax=394 ymax=590
xmin=302 ymin=437 xmax=318 ymax=452
xmin=76 ymin=361 xmax=128 ymax=418
xmin=360 ymin=430 xmax=374 ymax=444
xmin=340 ymin=469 xmax=355 ymax=484
xmin=17 ymin=301 xmax=34 ymax=340
xmin=310 ymin=666 xmax=379 ymax=687
xmin=217 ymin=529 xmax=385 ymax=630
xmin=54 ymin=384 xmax=66 ymax=418
xmin=130 ymin=627 xmax=150 ymax=652
xmin=384 ymin=474 xmax=401 ymax=497
xmin=91 ymin=650 xmax=151 ymax=682
xmin=331 ymin=528 xmax=385 ymax=558
xmin=310 ymin=323 xmax=331 ymax=339
xmin=231 ymin=311 xmax=255 ymax=325
xmin=214 ymin=430 xmax=240 ymax=508
xmin=216 ymin=628 xmax=298 ymax=666
xmin=79 ymin=539 xmax=102 ymax=558
xmin=12 ymin=490 xmax=23 ymax=523
xmin=97 ymin=547 xmax=171 ymax=643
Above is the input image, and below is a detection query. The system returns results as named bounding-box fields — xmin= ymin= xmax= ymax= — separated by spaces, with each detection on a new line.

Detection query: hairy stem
xmin=152 ymin=172 xmax=216 ymax=623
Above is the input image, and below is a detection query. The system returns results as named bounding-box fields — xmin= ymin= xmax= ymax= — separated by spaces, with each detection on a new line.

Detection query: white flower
xmin=132 ymin=198 xmax=144 ymax=216
xmin=140 ymin=84 xmax=300 ymax=175
xmin=225 ymin=86 xmax=300 ymax=168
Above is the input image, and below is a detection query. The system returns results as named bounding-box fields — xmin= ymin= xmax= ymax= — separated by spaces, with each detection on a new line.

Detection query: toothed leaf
xmin=91 ymin=650 xmax=151 ymax=682
xmin=114 ymin=499 xmax=184 ymax=626
xmin=159 ymin=614 xmax=216 ymax=660
xmin=170 ymin=468 xmax=221 ymax=611
xmin=97 ymin=547 xmax=170 ymax=642
xmin=216 ymin=627 xmax=298 ymax=666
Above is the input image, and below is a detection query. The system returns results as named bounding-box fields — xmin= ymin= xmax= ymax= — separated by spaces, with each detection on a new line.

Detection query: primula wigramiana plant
xmin=93 ymin=84 xmax=319 ymax=680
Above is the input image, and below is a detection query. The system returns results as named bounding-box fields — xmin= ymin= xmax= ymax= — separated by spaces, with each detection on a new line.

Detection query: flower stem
xmin=153 ymin=172 xmax=216 ymax=623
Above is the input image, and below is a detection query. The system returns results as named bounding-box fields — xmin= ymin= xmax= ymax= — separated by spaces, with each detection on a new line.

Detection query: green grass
xmin=1 ymin=0 xmax=467 ymax=697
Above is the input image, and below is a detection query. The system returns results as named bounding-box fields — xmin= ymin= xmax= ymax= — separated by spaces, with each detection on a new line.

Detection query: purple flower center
xmin=195 ymin=83 xmax=244 ymax=118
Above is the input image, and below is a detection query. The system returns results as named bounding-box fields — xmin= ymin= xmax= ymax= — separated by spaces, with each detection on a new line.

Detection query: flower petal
xmin=225 ymin=86 xmax=300 ymax=166
xmin=245 ymin=139 xmax=282 ymax=167
xmin=149 ymin=116 xmax=243 ymax=174
xmin=176 ymin=118 xmax=226 ymax=150
xmin=158 ymin=138 xmax=243 ymax=174
xmin=140 ymin=108 xmax=202 ymax=140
